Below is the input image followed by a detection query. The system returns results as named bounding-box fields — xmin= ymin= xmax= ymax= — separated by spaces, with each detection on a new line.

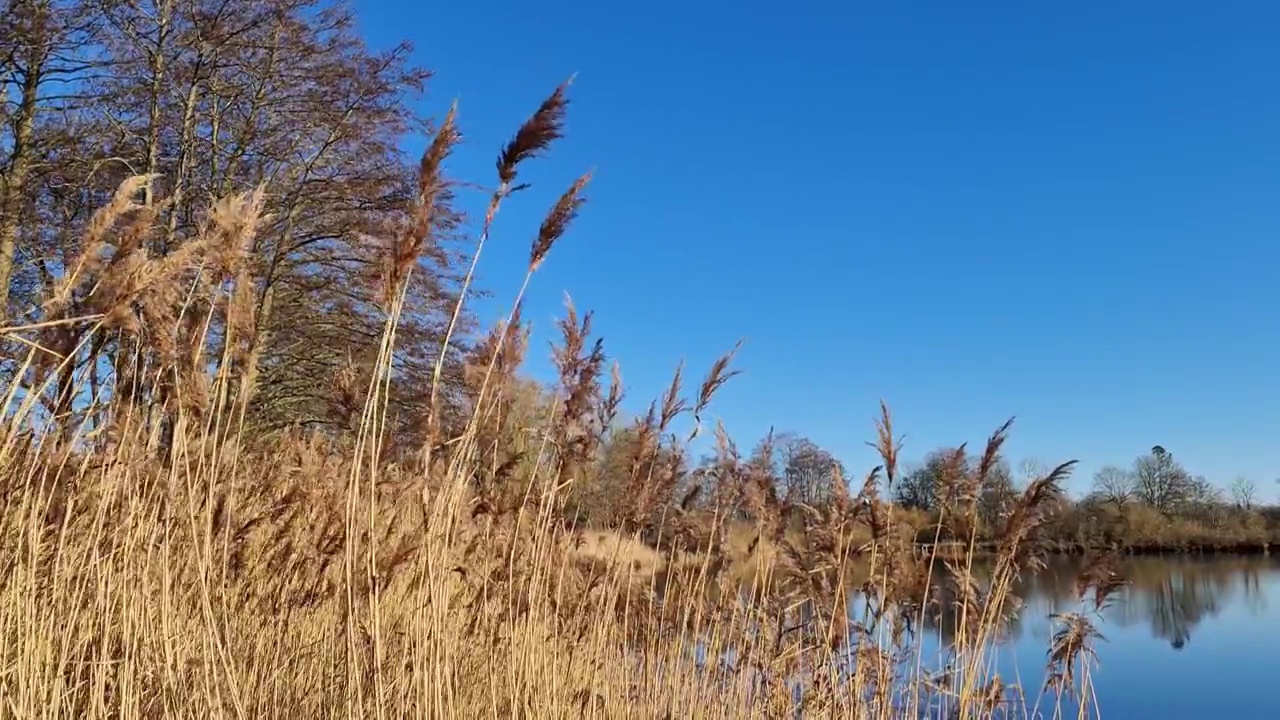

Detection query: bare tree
xmin=978 ymin=458 xmax=1017 ymax=528
xmin=1184 ymin=475 xmax=1224 ymax=526
xmin=894 ymin=447 xmax=967 ymax=512
xmin=892 ymin=461 xmax=937 ymax=511
xmin=786 ymin=437 xmax=845 ymax=508
xmin=1133 ymin=445 xmax=1193 ymax=515
xmin=754 ymin=432 xmax=845 ymax=508
xmin=4 ymin=0 xmax=477 ymax=448
xmin=0 ymin=0 xmax=106 ymax=321
xmin=1093 ymin=465 xmax=1135 ymax=509
xmin=1016 ymin=457 xmax=1049 ymax=485
xmin=1229 ymin=476 xmax=1257 ymax=510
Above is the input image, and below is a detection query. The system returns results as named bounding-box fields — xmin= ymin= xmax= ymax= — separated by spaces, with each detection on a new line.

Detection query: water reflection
xmin=830 ymin=557 xmax=1280 ymax=717
xmin=916 ymin=556 xmax=1276 ymax=652
xmin=710 ymin=557 xmax=1278 ymax=717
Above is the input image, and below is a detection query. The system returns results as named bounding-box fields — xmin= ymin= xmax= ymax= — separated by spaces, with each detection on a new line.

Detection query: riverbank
xmin=620 ymin=509 xmax=1280 ymax=567
xmin=571 ymin=528 xmax=1277 ymax=586
xmin=918 ymin=540 xmax=1274 ymax=562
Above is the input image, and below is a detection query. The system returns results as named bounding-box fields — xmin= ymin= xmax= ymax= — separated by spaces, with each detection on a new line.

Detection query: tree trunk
xmin=0 ymin=56 xmax=42 ymax=322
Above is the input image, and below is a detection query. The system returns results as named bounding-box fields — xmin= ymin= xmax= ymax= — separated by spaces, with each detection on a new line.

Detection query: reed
xmin=0 ymin=83 xmax=1118 ymax=720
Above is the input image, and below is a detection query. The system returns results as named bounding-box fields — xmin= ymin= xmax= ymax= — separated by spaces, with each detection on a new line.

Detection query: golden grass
xmin=0 ymin=82 xmax=1120 ymax=720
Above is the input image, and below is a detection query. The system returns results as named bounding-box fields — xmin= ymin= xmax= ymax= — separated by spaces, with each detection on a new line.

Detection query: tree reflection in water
xmin=907 ymin=556 xmax=1274 ymax=652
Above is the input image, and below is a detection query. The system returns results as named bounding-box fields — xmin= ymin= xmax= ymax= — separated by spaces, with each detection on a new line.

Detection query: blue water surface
xmin=922 ymin=556 xmax=1280 ymax=718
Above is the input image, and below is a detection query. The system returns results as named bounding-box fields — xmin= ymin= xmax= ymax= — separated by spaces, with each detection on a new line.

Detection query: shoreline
xmin=916 ymin=541 xmax=1273 ymax=560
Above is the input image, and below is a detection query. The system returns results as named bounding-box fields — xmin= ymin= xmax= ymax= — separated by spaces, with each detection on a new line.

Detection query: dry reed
xmin=0 ymin=81 xmax=1115 ymax=720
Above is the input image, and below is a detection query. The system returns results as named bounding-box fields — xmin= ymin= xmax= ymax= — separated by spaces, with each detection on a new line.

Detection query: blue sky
xmin=355 ymin=0 xmax=1280 ymax=497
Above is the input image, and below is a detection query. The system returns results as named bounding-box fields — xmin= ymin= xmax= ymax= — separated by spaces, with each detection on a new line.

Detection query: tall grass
xmin=0 ymin=83 xmax=1119 ymax=719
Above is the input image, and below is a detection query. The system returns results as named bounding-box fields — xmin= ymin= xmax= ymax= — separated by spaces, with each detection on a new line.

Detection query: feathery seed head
xmin=497 ymin=81 xmax=571 ymax=186
xmin=530 ymin=172 xmax=590 ymax=271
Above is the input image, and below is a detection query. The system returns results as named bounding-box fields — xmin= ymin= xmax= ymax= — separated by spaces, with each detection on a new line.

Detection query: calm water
xmin=916 ymin=555 xmax=1280 ymax=717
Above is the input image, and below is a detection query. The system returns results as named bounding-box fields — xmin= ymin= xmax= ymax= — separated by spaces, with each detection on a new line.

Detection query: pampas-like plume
xmin=1044 ymin=613 xmax=1103 ymax=696
xmin=497 ymin=81 xmax=570 ymax=186
xmin=41 ymin=174 xmax=157 ymax=320
xmin=976 ymin=416 xmax=1014 ymax=487
xmin=688 ymin=341 xmax=742 ymax=442
xmin=530 ymin=172 xmax=590 ymax=271
xmin=868 ymin=400 xmax=903 ymax=488
xmin=383 ymin=106 xmax=460 ymax=306
xmin=1075 ymin=551 xmax=1129 ymax=612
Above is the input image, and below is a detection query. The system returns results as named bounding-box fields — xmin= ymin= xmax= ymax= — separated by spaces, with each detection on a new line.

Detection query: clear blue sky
xmin=355 ymin=0 xmax=1280 ymax=497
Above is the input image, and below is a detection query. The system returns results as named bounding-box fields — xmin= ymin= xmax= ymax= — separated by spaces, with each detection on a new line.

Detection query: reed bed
xmin=0 ymin=83 xmax=1119 ymax=719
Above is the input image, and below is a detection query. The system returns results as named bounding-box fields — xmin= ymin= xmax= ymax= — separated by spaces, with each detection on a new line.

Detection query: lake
xmin=910 ymin=555 xmax=1280 ymax=717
